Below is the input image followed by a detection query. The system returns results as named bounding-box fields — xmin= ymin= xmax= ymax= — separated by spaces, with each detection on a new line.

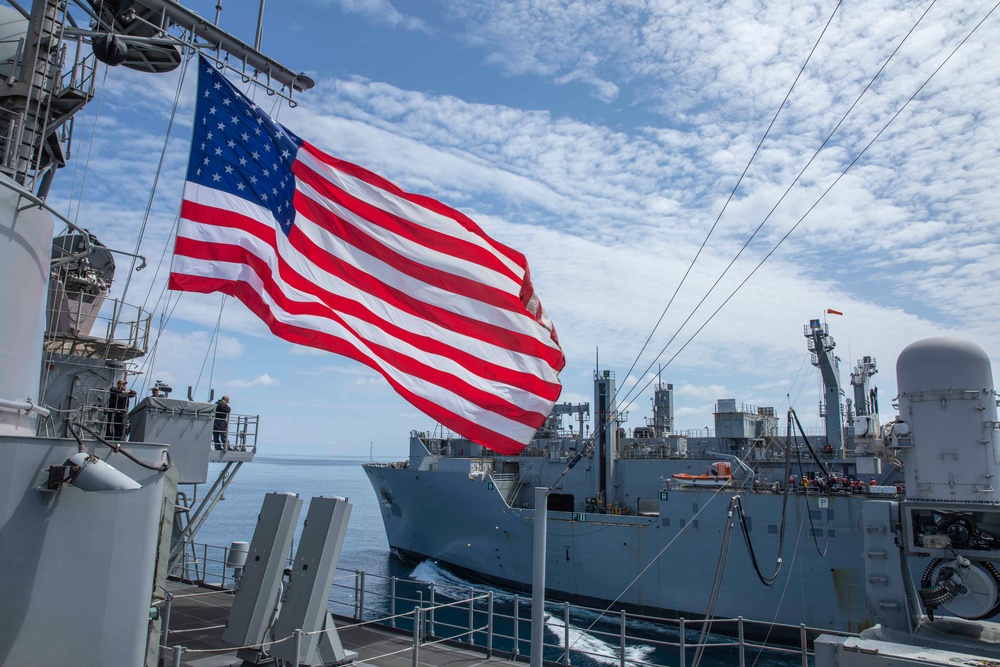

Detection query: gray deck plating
xmin=162 ymin=580 xmax=524 ymax=667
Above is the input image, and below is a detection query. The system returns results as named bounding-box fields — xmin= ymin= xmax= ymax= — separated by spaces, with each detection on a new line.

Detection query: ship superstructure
xmin=0 ymin=2 xmax=311 ymax=665
xmin=364 ymin=318 xmax=908 ymax=635
xmin=816 ymin=338 xmax=1000 ymax=665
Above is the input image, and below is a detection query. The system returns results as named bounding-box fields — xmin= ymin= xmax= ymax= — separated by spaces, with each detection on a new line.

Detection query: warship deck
xmin=163 ymin=579 xmax=525 ymax=667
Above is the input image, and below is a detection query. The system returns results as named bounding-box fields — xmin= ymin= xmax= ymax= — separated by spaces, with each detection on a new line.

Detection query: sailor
xmin=106 ymin=379 xmax=137 ymax=441
xmin=151 ymin=387 xmax=160 ymax=397
xmin=213 ymin=395 xmax=231 ymax=450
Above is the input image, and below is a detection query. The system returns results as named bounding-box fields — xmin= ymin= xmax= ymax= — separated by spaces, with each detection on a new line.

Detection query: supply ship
xmin=365 ymin=320 xmax=925 ymax=635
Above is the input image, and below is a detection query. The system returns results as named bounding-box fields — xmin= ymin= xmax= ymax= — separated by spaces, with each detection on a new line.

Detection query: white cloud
xmin=229 ymin=373 xmax=281 ymax=388
xmin=44 ymin=1 xmax=1000 ymax=448
xmin=321 ymin=0 xmax=430 ymax=33
xmin=553 ymin=69 xmax=619 ymax=103
xmin=288 ymin=345 xmax=329 ymax=356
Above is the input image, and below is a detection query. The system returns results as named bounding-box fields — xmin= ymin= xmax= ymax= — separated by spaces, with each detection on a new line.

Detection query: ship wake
xmin=408 ymin=561 xmax=656 ymax=666
xmin=544 ymin=612 xmax=655 ymax=667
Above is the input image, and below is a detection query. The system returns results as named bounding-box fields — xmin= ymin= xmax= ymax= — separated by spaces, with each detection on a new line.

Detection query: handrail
xmin=0 ymin=396 xmax=51 ymax=417
xmin=0 ymin=174 xmax=148 ymax=269
xmin=171 ymin=542 xmax=860 ymax=667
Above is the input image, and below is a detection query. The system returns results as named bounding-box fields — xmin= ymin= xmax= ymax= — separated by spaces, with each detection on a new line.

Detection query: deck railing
xmin=171 ymin=542 xmax=858 ymax=666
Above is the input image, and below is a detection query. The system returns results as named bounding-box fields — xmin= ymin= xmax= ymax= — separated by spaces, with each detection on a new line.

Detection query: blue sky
xmin=50 ymin=0 xmax=1000 ymax=456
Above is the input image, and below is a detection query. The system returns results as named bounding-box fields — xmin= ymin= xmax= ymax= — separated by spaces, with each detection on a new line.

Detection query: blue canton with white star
xmin=188 ymin=57 xmax=302 ymax=234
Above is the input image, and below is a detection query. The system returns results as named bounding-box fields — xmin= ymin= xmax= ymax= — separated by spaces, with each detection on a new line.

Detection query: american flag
xmin=169 ymin=58 xmax=564 ymax=454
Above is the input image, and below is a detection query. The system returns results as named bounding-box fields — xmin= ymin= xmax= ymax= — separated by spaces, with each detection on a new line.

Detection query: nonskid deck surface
xmin=163 ymin=579 xmax=523 ymax=667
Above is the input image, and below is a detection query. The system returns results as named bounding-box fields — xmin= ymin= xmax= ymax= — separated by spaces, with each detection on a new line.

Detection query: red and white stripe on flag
xmin=169 ymin=60 xmax=564 ymax=454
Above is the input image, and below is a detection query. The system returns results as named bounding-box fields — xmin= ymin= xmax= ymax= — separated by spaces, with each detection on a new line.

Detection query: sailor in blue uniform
xmin=106 ymin=379 xmax=136 ymax=441
xmin=213 ymin=395 xmax=231 ymax=449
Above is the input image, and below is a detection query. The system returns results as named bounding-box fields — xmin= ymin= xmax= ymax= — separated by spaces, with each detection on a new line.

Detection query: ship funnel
xmin=895 ymin=338 xmax=1000 ymax=504
xmin=0 ymin=181 xmax=53 ymax=435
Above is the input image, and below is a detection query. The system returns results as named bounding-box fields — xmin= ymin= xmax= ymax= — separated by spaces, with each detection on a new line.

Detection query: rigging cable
xmin=133 ymin=49 xmax=199 ymax=393
xmin=748 ymin=497 xmax=809 ymax=667
xmin=634 ymin=0 xmax=939 ymax=405
xmin=788 ymin=408 xmax=833 ymax=476
xmin=787 ymin=354 xmax=813 ymax=413
xmin=65 ymin=0 xmax=112 ymax=220
xmin=612 ymin=0 xmax=955 ymax=416
xmin=690 ymin=497 xmax=737 ymax=667
xmin=139 ymin=47 xmax=288 ymax=392
xmin=137 ymin=45 xmax=198 ymax=317
xmin=549 ymin=3 xmax=988 ymax=649
xmin=137 ymin=209 xmax=187 ymax=393
xmin=691 ymin=469 xmax=766 ymax=667
xmin=788 ymin=407 xmax=833 ymax=557
xmin=614 ymin=0 xmax=846 ymax=412
xmin=39 ymin=20 xmax=112 ymax=396
xmin=735 ymin=419 xmax=795 ymax=586
xmin=194 ymin=295 xmax=227 ymax=397
xmin=107 ymin=42 xmax=193 ymax=353
xmin=556 ymin=450 xmax=764 ymax=664
xmin=135 ymin=291 xmax=185 ymax=396
xmin=552 ymin=478 xmax=737 ymax=665
xmin=62 ymin=61 xmax=102 ymax=221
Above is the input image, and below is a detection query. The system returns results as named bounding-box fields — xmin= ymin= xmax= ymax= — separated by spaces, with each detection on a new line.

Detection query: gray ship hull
xmin=0 ymin=436 xmax=171 ymax=666
xmin=365 ymin=452 xmax=877 ymax=634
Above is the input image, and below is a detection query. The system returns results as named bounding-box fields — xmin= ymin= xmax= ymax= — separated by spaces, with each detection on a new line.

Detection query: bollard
xmin=513 ymin=594 xmax=520 ymax=659
xmin=620 ymin=610 xmax=626 ymax=667
xmin=429 ymin=583 xmax=436 ymax=637
xmin=738 ymin=616 xmax=745 ymax=667
xmin=468 ymin=588 xmax=475 ymax=644
xmin=358 ymin=571 xmax=366 ymax=622
xmin=563 ymin=602 xmax=570 ymax=666
xmin=679 ymin=618 xmax=686 ymax=667
xmin=416 ymin=591 xmax=423 ymax=641
xmin=160 ymin=593 xmax=173 ymax=655
xmin=171 ymin=645 xmax=184 ymax=667
xmin=800 ymin=623 xmax=808 ymax=667
xmin=354 ymin=570 xmax=361 ymax=619
xmin=390 ymin=576 xmax=397 ymax=629
xmin=487 ymin=592 xmax=494 ymax=658
xmin=412 ymin=609 xmax=422 ymax=667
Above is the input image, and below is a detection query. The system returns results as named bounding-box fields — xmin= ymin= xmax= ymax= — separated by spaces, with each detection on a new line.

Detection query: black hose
xmin=69 ymin=421 xmax=170 ymax=472
xmin=735 ymin=415 xmax=799 ymax=586
xmin=787 ymin=408 xmax=833 ymax=477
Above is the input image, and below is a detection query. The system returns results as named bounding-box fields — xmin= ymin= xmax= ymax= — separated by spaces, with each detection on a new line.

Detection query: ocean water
xmin=197 ymin=454 xmax=401 ymax=581
xmin=194 ymin=454 xmax=805 ymax=667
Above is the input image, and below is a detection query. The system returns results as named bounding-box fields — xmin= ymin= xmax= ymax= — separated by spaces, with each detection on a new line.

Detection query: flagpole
xmin=530 ymin=486 xmax=549 ymax=667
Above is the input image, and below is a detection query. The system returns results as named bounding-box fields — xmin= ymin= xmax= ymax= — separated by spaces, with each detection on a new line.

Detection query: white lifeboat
xmin=671 ymin=461 xmax=732 ymax=487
